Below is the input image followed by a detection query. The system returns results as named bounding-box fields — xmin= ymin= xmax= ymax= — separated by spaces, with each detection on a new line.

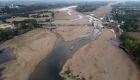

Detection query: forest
xmin=76 ymin=2 xmax=108 ymax=12
xmin=0 ymin=19 xmax=39 ymax=42
xmin=120 ymin=32 xmax=140 ymax=70
xmin=0 ymin=2 xmax=78 ymax=14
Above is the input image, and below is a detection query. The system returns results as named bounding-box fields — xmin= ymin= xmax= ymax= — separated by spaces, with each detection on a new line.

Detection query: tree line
xmin=120 ymin=32 xmax=140 ymax=70
xmin=0 ymin=19 xmax=39 ymax=42
xmin=76 ymin=2 xmax=108 ymax=12
xmin=0 ymin=2 xmax=82 ymax=14
xmin=0 ymin=11 xmax=54 ymax=23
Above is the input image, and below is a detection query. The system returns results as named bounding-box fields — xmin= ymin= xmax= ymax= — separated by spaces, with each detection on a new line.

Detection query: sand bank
xmin=56 ymin=26 xmax=93 ymax=41
xmin=0 ymin=28 xmax=57 ymax=80
xmin=61 ymin=28 xmax=140 ymax=80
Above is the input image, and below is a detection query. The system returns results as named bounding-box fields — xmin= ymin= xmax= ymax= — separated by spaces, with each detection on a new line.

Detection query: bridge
xmin=38 ymin=22 xmax=92 ymax=26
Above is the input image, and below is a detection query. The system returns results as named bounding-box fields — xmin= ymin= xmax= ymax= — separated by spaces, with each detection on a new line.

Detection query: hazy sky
xmin=0 ymin=0 xmax=140 ymax=1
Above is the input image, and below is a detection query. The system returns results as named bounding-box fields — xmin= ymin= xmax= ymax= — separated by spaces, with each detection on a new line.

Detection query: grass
xmin=60 ymin=72 xmax=82 ymax=80
xmin=71 ymin=76 xmax=76 ymax=79
xmin=62 ymin=73 xmax=67 ymax=75
xmin=67 ymin=74 xmax=72 ymax=78
xmin=76 ymin=78 xmax=81 ymax=80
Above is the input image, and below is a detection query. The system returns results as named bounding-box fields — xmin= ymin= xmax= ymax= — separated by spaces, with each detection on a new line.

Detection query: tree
xmin=28 ymin=23 xmax=34 ymax=29
xmin=120 ymin=31 xmax=129 ymax=41
xmin=21 ymin=23 xmax=27 ymax=29
xmin=13 ymin=28 xmax=20 ymax=36
xmin=2 ymin=19 xmax=7 ymax=23
xmin=133 ymin=23 xmax=139 ymax=30
xmin=46 ymin=19 xmax=50 ymax=22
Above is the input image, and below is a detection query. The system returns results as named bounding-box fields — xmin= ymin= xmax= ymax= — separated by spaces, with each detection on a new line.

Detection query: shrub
xmin=61 ymin=73 xmax=66 ymax=75
xmin=76 ymin=78 xmax=81 ymax=80
xmin=71 ymin=76 xmax=76 ymax=79
xmin=67 ymin=75 xmax=72 ymax=78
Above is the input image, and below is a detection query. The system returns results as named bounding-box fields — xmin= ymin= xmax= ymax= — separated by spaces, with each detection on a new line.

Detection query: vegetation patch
xmin=76 ymin=78 xmax=81 ymax=80
xmin=6 ymin=12 xmax=53 ymax=23
xmin=76 ymin=2 xmax=108 ymax=12
xmin=67 ymin=74 xmax=72 ymax=78
xmin=0 ymin=19 xmax=39 ymax=42
xmin=60 ymin=72 xmax=82 ymax=80
xmin=71 ymin=76 xmax=76 ymax=79
xmin=120 ymin=32 xmax=140 ymax=71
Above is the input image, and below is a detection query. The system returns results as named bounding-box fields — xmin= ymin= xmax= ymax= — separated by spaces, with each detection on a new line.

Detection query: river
xmin=29 ymin=14 xmax=104 ymax=79
xmin=29 ymin=28 xmax=99 ymax=80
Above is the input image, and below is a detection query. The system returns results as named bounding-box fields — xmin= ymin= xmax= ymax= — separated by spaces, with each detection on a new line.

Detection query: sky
xmin=0 ymin=0 xmax=140 ymax=1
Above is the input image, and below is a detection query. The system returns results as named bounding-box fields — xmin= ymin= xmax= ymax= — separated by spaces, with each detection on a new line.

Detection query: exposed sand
xmin=0 ymin=28 xmax=57 ymax=80
xmin=54 ymin=8 xmax=90 ymax=25
xmin=0 ymin=2 xmax=140 ymax=80
xmin=83 ymin=3 xmax=116 ymax=21
xmin=61 ymin=28 xmax=140 ymax=80
xmin=56 ymin=26 xmax=93 ymax=41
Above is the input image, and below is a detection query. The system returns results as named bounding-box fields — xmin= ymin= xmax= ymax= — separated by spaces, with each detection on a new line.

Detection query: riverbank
xmin=0 ymin=28 xmax=57 ymax=80
xmin=53 ymin=7 xmax=90 ymax=25
xmin=82 ymin=3 xmax=116 ymax=21
xmin=60 ymin=28 xmax=140 ymax=80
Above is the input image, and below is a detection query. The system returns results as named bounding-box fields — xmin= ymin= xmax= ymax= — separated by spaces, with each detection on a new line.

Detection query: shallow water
xmin=29 ymin=28 xmax=99 ymax=80
xmin=0 ymin=67 xmax=5 ymax=78
xmin=0 ymin=48 xmax=16 ymax=64
xmin=111 ymin=40 xmax=120 ymax=47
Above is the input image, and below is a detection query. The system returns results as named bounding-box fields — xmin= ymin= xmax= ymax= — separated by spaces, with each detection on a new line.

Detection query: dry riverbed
xmin=0 ymin=28 xmax=57 ymax=80
xmin=0 ymin=2 xmax=140 ymax=80
xmin=56 ymin=26 xmax=93 ymax=41
xmin=83 ymin=3 xmax=116 ymax=21
xmin=60 ymin=28 xmax=140 ymax=80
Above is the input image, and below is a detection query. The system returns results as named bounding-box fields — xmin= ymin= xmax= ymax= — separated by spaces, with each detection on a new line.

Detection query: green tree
xmin=133 ymin=23 xmax=139 ymax=30
xmin=120 ymin=31 xmax=129 ymax=41
xmin=28 ymin=23 xmax=34 ymax=30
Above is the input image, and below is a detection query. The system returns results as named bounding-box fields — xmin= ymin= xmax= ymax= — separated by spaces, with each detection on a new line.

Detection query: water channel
xmin=29 ymin=28 xmax=99 ymax=80
xmin=0 ymin=48 xmax=15 ymax=64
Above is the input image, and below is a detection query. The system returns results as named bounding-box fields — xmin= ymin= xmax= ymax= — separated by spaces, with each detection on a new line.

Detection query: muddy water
xmin=29 ymin=28 xmax=99 ymax=80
